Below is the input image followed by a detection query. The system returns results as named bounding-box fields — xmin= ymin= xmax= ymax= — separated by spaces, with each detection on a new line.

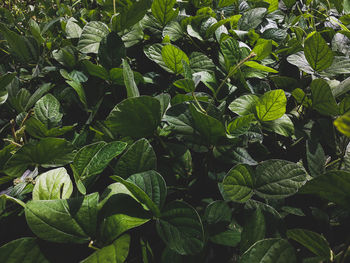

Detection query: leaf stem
xmin=88 ymin=240 xmax=99 ymax=251
xmin=192 ymin=92 xmax=206 ymax=114
xmin=215 ymin=52 xmax=256 ymax=99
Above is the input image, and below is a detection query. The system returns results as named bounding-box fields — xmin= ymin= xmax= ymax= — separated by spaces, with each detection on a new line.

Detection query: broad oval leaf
xmin=105 ymin=96 xmax=161 ymax=139
xmin=261 ymin=114 xmax=294 ymax=137
xmin=287 ymin=228 xmax=333 ymax=261
xmin=222 ymin=164 xmax=254 ymax=203
xmin=256 ymin=89 xmax=287 ymax=122
xmin=334 ymin=111 xmax=350 ymax=137
xmin=151 ymin=0 xmax=179 ymax=26
xmin=80 ymin=234 xmax=130 ymax=263
xmin=255 ymin=159 xmax=307 ymax=199
xmin=25 ymin=193 xmax=99 ymax=243
xmin=161 ymin=44 xmax=189 ymax=74
xmin=229 ymin=94 xmax=260 ymax=116
xmin=34 ymin=94 xmax=63 ymax=128
xmin=156 ymin=201 xmax=204 ymax=255
xmin=304 ymin=32 xmax=334 ymax=72
xmin=78 ymin=21 xmax=109 ymax=54
xmin=238 ymin=8 xmax=267 ymax=31
xmin=204 ymin=200 xmax=232 ymax=225
xmin=311 ymin=79 xmax=339 ymax=116
xmin=0 ymin=237 xmax=49 ymax=263
xmin=114 ymin=138 xmax=157 ymax=179
xmin=239 ymin=238 xmax=296 ymax=263
xmin=32 ymin=167 xmax=73 ymax=200
xmin=98 ymin=32 xmax=125 ymax=69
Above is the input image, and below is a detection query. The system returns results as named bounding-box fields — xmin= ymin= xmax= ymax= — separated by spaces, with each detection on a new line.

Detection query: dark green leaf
xmin=98 ymin=32 xmax=125 ymax=69
xmin=311 ymin=79 xmax=339 ymax=116
xmin=78 ymin=21 xmax=109 ymax=54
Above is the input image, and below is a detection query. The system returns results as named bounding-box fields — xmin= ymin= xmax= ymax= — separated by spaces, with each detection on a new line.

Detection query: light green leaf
xmin=4 ymin=138 xmax=75 ymax=178
xmin=34 ymin=94 xmax=63 ymax=128
xmin=77 ymin=21 xmax=109 ymax=54
xmin=105 ymin=96 xmax=161 ymax=139
xmin=334 ymin=111 xmax=350 ymax=136
xmin=151 ymin=0 xmax=179 ymax=26
xmin=299 ymin=170 xmax=350 ymax=208
xmin=311 ymin=79 xmax=339 ymax=116
xmin=25 ymin=193 xmax=99 ymax=243
xmin=255 ymin=159 xmax=307 ymax=199
xmin=287 ymin=229 xmax=333 ymax=260
xmin=33 ymin=167 xmax=73 ymax=200
xmin=0 ymin=238 xmax=49 ymax=263
xmin=304 ymin=32 xmax=334 ymax=72
xmin=264 ymin=0 xmax=278 ymax=12
xmin=161 ymin=44 xmax=189 ymax=74
xmin=239 ymin=238 xmax=296 ymax=263
xmin=252 ymin=39 xmax=272 ymax=61
xmin=222 ymin=164 xmax=254 ymax=203
xmin=261 ymin=114 xmax=294 ymax=137
xmin=65 ymin=20 xmax=82 ymax=39
xmin=227 ymin=114 xmax=256 ymax=136
xmin=114 ymin=138 xmax=156 ymax=179
xmin=81 ymin=234 xmax=130 ymax=263
xmin=287 ymin=51 xmax=314 ymax=74
xmin=256 ymin=89 xmax=287 ymax=121
xmin=173 ymin=78 xmax=195 ymax=93
xmin=229 ymin=94 xmax=260 ymax=116
xmin=144 ymin=44 xmax=171 ymax=72
xmin=98 ymin=32 xmax=125 ymax=69
xmin=163 ymin=21 xmax=184 ymax=42
xmin=244 ymin=61 xmax=278 ymax=73
xmin=122 ymin=59 xmax=140 ymax=98
xmin=156 ymin=201 xmax=204 ymax=255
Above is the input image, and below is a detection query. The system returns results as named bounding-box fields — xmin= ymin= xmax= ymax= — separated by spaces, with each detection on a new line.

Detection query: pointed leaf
xmin=161 ymin=45 xmax=189 ymax=74
xmin=256 ymin=89 xmax=287 ymax=122
xmin=78 ymin=21 xmax=109 ymax=54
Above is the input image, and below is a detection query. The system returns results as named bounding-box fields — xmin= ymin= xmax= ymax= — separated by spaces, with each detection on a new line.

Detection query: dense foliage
xmin=1 ymin=0 xmax=350 ymax=262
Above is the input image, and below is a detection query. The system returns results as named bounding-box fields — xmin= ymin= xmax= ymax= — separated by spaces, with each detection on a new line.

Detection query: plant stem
xmin=192 ymin=92 xmax=206 ymax=114
xmin=215 ymin=52 xmax=256 ymax=99
xmin=113 ymin=0 xmax=116 ymax=14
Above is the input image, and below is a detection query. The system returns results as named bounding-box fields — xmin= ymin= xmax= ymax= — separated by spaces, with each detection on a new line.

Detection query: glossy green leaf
xmin=4 ymin=138 xmax=75 ymax=178
xmin=189 ymin=52 xmax=215 ymax=73
xmin=25 ymin=193 xmax=99 ymax=243
xmin=304 ymin=32 xmax=334 ymax=72
xmin=222 ymin=164 xmax=254 ymax=203
xmin=34 ymin=94 xmax=63 ymax=128
xmin=122 ymin=59 xmax=140 ymax=98
xmin=299 ymin=170 xmax=350 ymax=208
xmin=77 ymin=21 xmax=109 ymax=54
xmin=32 ymin=167 xmax=73 ymax=200
xmin=244 ymin=61 xmax=278 ymax=73
xmin=161 ymin=44 xmax=189 ymax=74
xmin=220 ymin=37 xmax=241 ymax=70
xmin=163 ymin=21 xmax=183 ymax=41
xmin=238 ymin=8 xmax=267 ymax=31
xmin=240 ymin=208 xmax=266 ymax=253
xmin=144 ymin=43 xmax=171 ymax=72
xmin=81 ymin=234 xmax=130 ymax=263
xmin=204 ymin=201 xmax=232 ymax=225
xmin=239 ymin=238 xmax=296 ymax=263
xmin=287 ymin=229 xmax=333 ymax=260
xmin=82 ymin=60 xmax=109 ymax=80
xmin=287 ymin=52 xmax=314 ymax=74
xmin=311 ymin=79 xmax=339 ymax=116
xmin=65 ymin=20 xmax=82 ymax=39
xmin=173 ymin=78 xmax=195 ymax=93
xmin=156 ymin=201 xmax=204 ymax=255
xmin=151 ymin=0 xmax=179 ymax=26
xmin=256 ymin=89 xmax=287 ymax=122
xmin=261 ymin=114 xmax=294 ymax=137
xmin=252 ymin=39 xmax=272 ymax=61
xmin=306 ymin=140 xmax=325 ymax=178
xmin=227 ymin=114 xmax=256 ymax=136
xmin=105 ymin=96 xmax=161 ymax=139
xmin=213 ymin=145 xmax=258 ymax=166
xmin=98 ymin=32 xmax=125 ymax=69
xmin=114 ymin=138 xmax=157 ymax=178
xmin=0 ymin=237 xmax=49 ymax=263
xmin=25 ymin=117 xmax=75 ymax=139
xmin=210 ymin=229 xmax=241 ymax=247
xmin=229 ymin=94 xmax=260 ymax=116
xmin=255 ymin=159 xmax=307 ymax=199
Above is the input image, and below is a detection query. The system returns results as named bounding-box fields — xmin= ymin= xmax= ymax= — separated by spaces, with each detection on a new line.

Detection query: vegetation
xmin=1 ymin=0 xmax=350 ymax=262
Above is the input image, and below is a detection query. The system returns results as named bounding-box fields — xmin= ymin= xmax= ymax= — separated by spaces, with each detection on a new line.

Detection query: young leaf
xmin=105 ymin=96 xmax=161 ymax=139
xmin=151 ymin=0 xmax=179 ymax=26
xmin=255 ymin=159 xmax=307 ymax=199
xmin=222 ymin=164 xmax=254 ymax=203
xmin=161 ymin=44 xmax=189 ymax=74
xmin=244 ymin=61 xmax=278 ymax=73
xmin=32 ymin=167 xmax=73 ymax=200
xmin=114 ymin=138 xmax=157 ymax=179
xmin=304 ymin=32 xmax=334 ymax=72
xmin=25 ymin=193 xmax=99 ymax=243
xmin=77 ymin=21 xmax=109 ymax=54
xmin=334 ymin=111 xmax=350 ymax=136
xmin=287 ymin=229 xmax=333 ymax=261
xmin=156 ymin=201 xmax=204 ymax=255
xmin=311 ymin=79 xmax=339 ymax=116
xmin=256 ymin=89 xmax=287 ymax=121
xmin=239 ymin=238 xmax=296 ymax=263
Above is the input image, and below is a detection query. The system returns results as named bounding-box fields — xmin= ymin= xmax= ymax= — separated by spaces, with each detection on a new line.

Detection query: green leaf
xmin=287 ymin=52 xmax=314 ymax=74
xmin=238 ymin=8 xmax=267 ymax=31
xmin=81 ymin=234 xmax=130 ymax=263
xmin=78 ymin=21 xmax=109 ymax=54
xmin=98 ymin=32 xmax=125 ymax=69
xmin=190 ymin=52 xmax=215 ymax=73
xmin=53 ymin=46 xmax=77 ymax=69
xmin=34 ymin=94 xmax=63 ymax=128
xmin=261 ymin=114 xmax=294 ymax=137
xmin=299 ymin=170 xmax=350 ymax=208
xmin=4 ymin=138 xmax=75 ymax=178
xmin=127 ymin=170 xmax=167 ymax=210
xmin=122 ymin=59 xmax=140 ymax=98
xmin=144 ymin=43 xmax=172 ymax=72
xmin=25 ymin=193 xmax=99 ymax=243
xmin=229 ymin=95 xmax=260 ymax=116
xmin=111 ymin=175 xmax=161 ymax=217
xmin=311 ymin=79 xmax=339 ymax=116
xmin=239 ymin=238 xmax=296 ymax=263
xmin=32 ymin=167 xmax=73 ymax=200
xmin=65 ymin=20 xmax=82 ymax=39
xmin=220 ymin=37 xmax=241 ymax=70
xmin=256 ymin=89 xmax=287 ymax=121
xmin=213 ymin=145 xmax=258 ymax=166
xmin=151 ymin=0 xmax=179 ymax=26
xmin=189 ymin=104 xmax=226 ymax=145
xmin=156 ymin=201 xmax=204 ymax=255
xmin=210 ymin=229 xmax=241 ymax=247
xmin=173 ymin=78 xmax=195 ymax=93
xmin=252 ymin=39 xmax=272 ymax=61
xmin=204 ymin=201 xmax=232 ymax=225
xmin=25 ymin=83 xmax=53 ymax=111
xmin=227 ymin=114 xmax=256 ymax=137
xmin=0 ymin=72 xmax=15 ymax=105
xmin=106 ymin=96 xmax=161 ymax=139
xmin=163 ymin=21 xmax=184 ymax=42
xmin=255 ymin=159 xmax=307 ymax=199
xmin=240 ymin=208 xmax=266 ymax=253
xmin=306 ymin=140 xmax=326 ymax=178
xmin=334 ymin=111 xmax=350 ymax=136
xmin=287 ymin=229 xmax=333 ymax=260
xmin=304 ymin=32 xmax=334 ymax=72
xmin=244 ymin=61 xmax=278 ymax=73
xmin=0 ymin=238 xmax=49 ymax=263
xmin=161 ymin=44 xmax=189 ymax=74
xmin=25 ymin=117 xmax=75 ymax=139
xmin=222 ymin=164 xmax=254 ymax=203
xmin=82 ymin=60 xmax=109 ymax=80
